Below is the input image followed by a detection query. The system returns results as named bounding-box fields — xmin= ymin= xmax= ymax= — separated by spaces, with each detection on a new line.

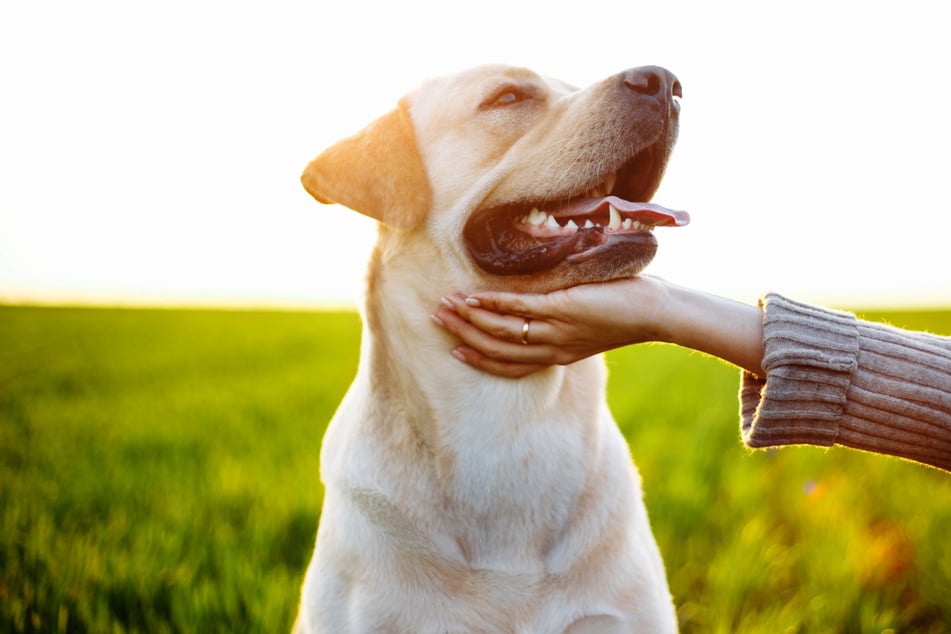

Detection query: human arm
xmin=431 ymin=276 xmax=765 ymax=378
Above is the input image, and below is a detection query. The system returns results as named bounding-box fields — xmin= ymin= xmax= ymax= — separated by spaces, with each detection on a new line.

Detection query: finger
xmin=451 ymin=345 xmax=549 ymax=379
xmin=434 ymin=307 xmax=529 ymax=355
xmin=433 ymin=307 xmax=557 ymax=362
xmin=443 ymin=294 xmax=549 ymax=345
xmin=462 ymin=290 xmax=553 ymax=321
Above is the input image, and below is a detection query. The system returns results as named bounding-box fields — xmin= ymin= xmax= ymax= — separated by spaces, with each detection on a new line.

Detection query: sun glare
xmin=1 ymin=1 xmax=948 ymax=309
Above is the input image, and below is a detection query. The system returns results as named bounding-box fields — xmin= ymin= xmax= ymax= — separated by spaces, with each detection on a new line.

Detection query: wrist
xmin=650 ymin=280 xmax=696 ymax=347
xmin=656 ymin=283 xmax=765 ymax=376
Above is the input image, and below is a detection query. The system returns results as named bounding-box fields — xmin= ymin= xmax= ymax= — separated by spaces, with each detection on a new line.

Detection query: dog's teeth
xmin=608 ymin=204 xmax=622 ymax=230
xmin=527 ymin=207 xmax=546 ymax=225
xmin=545 ymin=214 xmax=560 ymax=230
xmin=622 ymin=218 xmax=632 ymax=230
xmin=583 ymin=219 xmax=595 ymax=229
xmin=565 ymin=219 xmax=578 ymax=231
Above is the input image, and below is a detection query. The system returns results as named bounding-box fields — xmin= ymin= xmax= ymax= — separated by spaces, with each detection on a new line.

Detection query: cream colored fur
xmin=294 ymin=65 xmax=679 ymax=633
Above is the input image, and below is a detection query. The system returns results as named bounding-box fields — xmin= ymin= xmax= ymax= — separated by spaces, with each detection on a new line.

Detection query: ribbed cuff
xmin=833 ymin=320 xmax=951 ymax=470
xmin=740 ymin=293 xmax=859 ymax=448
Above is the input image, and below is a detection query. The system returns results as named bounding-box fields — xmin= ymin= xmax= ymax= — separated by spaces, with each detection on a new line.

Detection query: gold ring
xmin=521 ymin=318 xmax=531 ymax=345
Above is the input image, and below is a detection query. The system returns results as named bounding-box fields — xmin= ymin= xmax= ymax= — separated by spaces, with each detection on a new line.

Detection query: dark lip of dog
xmin=463 ymin=68 xmax=689 ymax=279
xmin=462 ymin=156 xmax=690 ymax=276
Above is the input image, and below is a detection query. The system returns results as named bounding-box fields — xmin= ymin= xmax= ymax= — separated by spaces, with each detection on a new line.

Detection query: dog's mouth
xmin=463 ymin=152 xmax=689 ymax=276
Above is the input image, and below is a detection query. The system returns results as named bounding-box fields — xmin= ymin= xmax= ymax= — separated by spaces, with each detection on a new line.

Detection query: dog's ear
xmin=301 ymin=103 xmax=432 ymax=230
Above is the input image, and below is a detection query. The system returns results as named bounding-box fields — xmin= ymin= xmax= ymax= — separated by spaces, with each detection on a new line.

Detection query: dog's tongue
xmin=556 ymin=196 xmax=690 ymax=227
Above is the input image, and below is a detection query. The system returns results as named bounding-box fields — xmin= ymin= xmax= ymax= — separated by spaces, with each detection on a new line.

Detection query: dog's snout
xmin=623 ymin=66 xmax=682 ymax=110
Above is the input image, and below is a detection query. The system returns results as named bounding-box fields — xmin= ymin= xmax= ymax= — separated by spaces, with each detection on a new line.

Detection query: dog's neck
xmin=335 ymin=233 xmax=614 ymax=563
xmin=359 ymin=234 xmax=606 ymax=437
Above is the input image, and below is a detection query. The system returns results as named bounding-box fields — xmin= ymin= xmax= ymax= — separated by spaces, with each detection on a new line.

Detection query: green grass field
xmin=2 ymin=304 xmax=949 ymax=633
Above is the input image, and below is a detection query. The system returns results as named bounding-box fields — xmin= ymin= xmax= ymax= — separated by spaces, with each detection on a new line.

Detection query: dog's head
xmin=302 ymin=64 xmax=688 ymax=293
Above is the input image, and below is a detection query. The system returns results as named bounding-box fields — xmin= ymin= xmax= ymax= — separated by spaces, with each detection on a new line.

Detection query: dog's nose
xmin=623 ymin=66 xmax=682 ymax=110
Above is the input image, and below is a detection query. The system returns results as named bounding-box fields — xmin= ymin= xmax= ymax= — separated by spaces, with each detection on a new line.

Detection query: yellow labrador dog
xmin=295 ymin=64 xmax=689 ymax=633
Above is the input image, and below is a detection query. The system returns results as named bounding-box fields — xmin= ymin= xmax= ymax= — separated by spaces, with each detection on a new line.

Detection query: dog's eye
xmin=494 ymin=91 xmax=522 ymax=106
xmin=483 ymin=87 xmax=531 ymax=109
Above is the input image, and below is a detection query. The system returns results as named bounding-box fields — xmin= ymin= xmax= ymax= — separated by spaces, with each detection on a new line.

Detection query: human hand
xmin=431 ymin=276 xmax=674 ymax=378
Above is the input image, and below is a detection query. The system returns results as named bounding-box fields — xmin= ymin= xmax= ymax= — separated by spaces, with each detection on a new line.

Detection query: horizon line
xmin=2 ymin=289 xmax=951 ymax=314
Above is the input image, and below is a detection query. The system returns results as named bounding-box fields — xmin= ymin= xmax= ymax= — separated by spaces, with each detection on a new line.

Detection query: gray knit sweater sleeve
xmin=739 ymin=293 xmax=951 ymax=471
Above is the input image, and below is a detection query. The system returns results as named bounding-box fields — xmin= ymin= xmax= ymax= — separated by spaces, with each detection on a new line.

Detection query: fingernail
xmin=451 ymin=348 xmax=467 ymax=363
xmin=430 ymin=314 xmax=445 ymax=328
xmin=464 ymin=297 xmax=481 ymax=307
xmin=440 ymin=296 xmax=456 ymax=311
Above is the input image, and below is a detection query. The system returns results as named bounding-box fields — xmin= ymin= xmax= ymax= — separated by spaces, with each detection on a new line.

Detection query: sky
xmin=1 ymin=1 xmax=949 ymax=309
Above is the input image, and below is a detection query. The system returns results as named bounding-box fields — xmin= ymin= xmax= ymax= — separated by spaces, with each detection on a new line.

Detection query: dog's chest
xmin=433 ymin=410 xmax=589 ymax=559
